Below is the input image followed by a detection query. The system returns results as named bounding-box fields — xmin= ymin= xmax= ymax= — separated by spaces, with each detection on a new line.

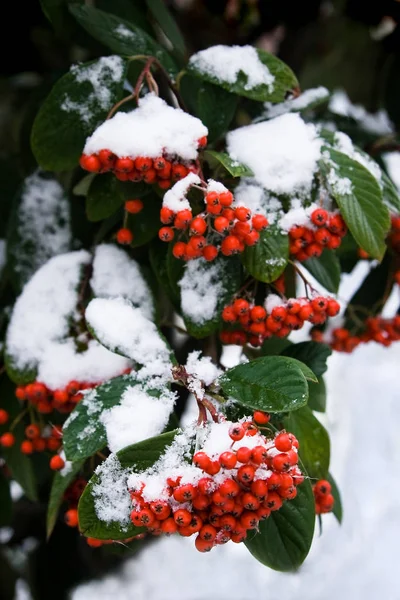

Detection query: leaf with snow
xmin=69 ymin=4 xmax=178 ymax=75
xmin=7 ymin=171 xmax=72 ymax=293
xmin=188 ymin=45 xmax=298 ymax=103
xmin=320 ymin=147 xmax=390 ymax=260
xmin=204 ymin=151 xmax=253 ymax=177
xmin=31 ymin=56 xmax=128 ymax=171
xmin=242 ymin=225 xmax=289 ymax=283
xmin=259 ymin=86 xmax=330 ymax=120
xmin=78 ymin=431 xmax=178 ymax=540
xmin=177 ymin=256 xmax=242 ymax=338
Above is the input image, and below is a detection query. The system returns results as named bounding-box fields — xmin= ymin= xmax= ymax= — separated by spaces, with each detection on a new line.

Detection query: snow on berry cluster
xmin=79 ymin=94 xmax=207 ymax=189
xmin=287 ymin=208 xmax=347 ymax=261
xmin=313 ymin=479 xmax=334 ymax=514
xmin=158 ymin=176 xmax=268 ymax=261
xmin=221 ymin=293 xmax=340 ymax=346
xmin=127 ymin=412 xmax=303 ymax=553
xmin=313 ymin=315 xmax=400 ymax=353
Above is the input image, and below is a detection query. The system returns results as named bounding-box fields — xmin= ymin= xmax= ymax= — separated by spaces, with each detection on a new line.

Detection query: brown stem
xmin=288 ymin=260 xmax=317 ymax=298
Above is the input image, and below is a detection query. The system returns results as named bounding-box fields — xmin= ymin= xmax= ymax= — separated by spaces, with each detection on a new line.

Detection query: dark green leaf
xmin=86 ymin=174 xmax=125 ymax=222
xmin=69 ymin=5 xmax=178 ymax=75
xmin=281 ymin=341 xmax=331 ymax=378
xmin=245 ymin=476 xmax=315 ymax=571
xmin=31 ymin=57 xmax=128 ymax=171
xmin=145 ymin=0 xmax=186 ymax=58
xmin=261 ymin=337 xmax=292 ymax=356
xmin=78 ymin=430 xmax=178 ymax=539
xmin=242 ymin=226 xmax=289 ymax=283
xmin=127 ymin=192 xmax=161 ymax=248
xmin=381 ymin=168 xmax=400 ymax=214
xmin=302 ymin=249 xmax=341 ymax=293
xmin=308 ymin=376 xmax=326 ymax=413
xmin=47 ymin=459 xmax=84 ymax=538
xmin=149 ymin=239 xmax=181 ymax=311
xmin=283 ymin=406 xmax=330 ymax=479
xmin=320 ymin=147 xmax=390 ymax=259
xmin=188 ymin=47 xmax=298 ymax=103
xmin=204 ymin=151 xmax=253 ymax=177
xmin=218 ymin=356 xmax=309 ymax=413
xmin=327 ymin=472 xmax=343 ymax=524
xmin=0 ymin=470 xmax=12 ymax=527
xmin=39 ymin=0 xmax=84 ymax=40
xmin=96 ymin=0 xmax=151 ymax=33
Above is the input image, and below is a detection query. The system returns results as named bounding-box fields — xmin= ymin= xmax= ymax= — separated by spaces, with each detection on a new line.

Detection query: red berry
xmin=252 ymin=214 xmax=269 ymax=231
xmin=327 ymin=299 xmax=340 ymax=316
xmin=135 ymin=157 xmax=153 ymax=172
xmin=271 ymin=306 xmax=287 ymax=322
xmin=15 ymin=386 xmax=26 ymax=401
xmin=50 ymin=455 xmax=65 ymax=471
xmin=115 ymin=157 xmax=135 ymax=172
xmin=98 ymin=149 xmax=116 ymax=169
xmin=116 ymin=228 xmax=133 ymax=245
xmin=219 ymin=451 xmax=237 ymax=469
xmin=188 ymin=235 xmax=207 ymax=251
xmin=241 ymin=492 xmax=260 ymax=511
xmin=236 ymin=446 xmax=252 ymax=463
xmin=158 ymin=227 xmax=174 ymax=242
xmin=20 ymin=440 xmax=34 ymax=454
xmin=153 ymin=157 xmax=167 ymax=170
xmin=314 ymin=228 xmax=331 ymax=245
xmin=232 ymin=298 xmax=250 ymax=315
xmin=172 ymin=164 xmax=188 ymax=181
xmin=328 ymin=214 xmax=346 ymax=235
xmin=221 ymin=235 xmax=241 ymax=256
xmin=125 ymin=199 xmax=144 ymax=214
xmin=312 ymin=297 xmax=329 ymax=312
xmin=251 ymin=479 xmax=269 ymax=499
xmin=53 ymin=389 xmax=69 ymax=404
xmin=310 ymin=208 xmax=328 ymax=226
xmin=237 ymin=464 xmax=255 ymax=484
xmin=150 ymin=501 xmax=171 ymax=520
xmin=174 ymin=209 xmax=192 ymax=229
xmin=161 ymin=517 xmax=178 ymax=534
xmin=160 ymin=206 xmax=175 ymax=224
xmin=33 ymin=437 xmax=46 ymax=452
xmin=314 ymin=479 xmax=331 ymax=496
xmin=79 ymin=154 xmax=101 ymax=173
xmin=65 ymin=508 xmax=79 ymax=528
xmin=195 ymin=535 xmax=213 ymax=552
xmin=173 ymin=508 xmax=192 ymax=526
xmin=298 ymin=304 xmax=313 ymax=321
xmin=193 ymin=451 xmax=212 ymax=471
xmin=290 ymin=225 xmax=306 ymax=239
xmin=86 ymin=537 xmax=103 ymax=548
xmin=229 ymin=424 xmax=245 ymax=441
xmin=197 ymin=136 xmax=208 ymax=148
xmin=25 ymin=424 xmax=41 ymax=439
xmin=66 ymin=381 xmax=80 ymax=395
xmin=172 ymin=242 xmax=187 ymax=259
xmin=250 ymin=306 xmax=267 ymax=322
xmin=252 ymin=411 xmax=270 ymax=425
xmin=173 ymin=484 xmax=197 ymax=502
xmin=234 ymin=206 xmax=251 ymax=222
xmin=251 ymin=446 xmax=268 ymax=465
xmin=239 ymin=511 xmax=259 ymax=530
xmin=214 ymin=216 xmax=230 ymax=233
xmin=202 ymin=245 xmax=218 ymax=261
xmin=190 ymin=217 xmax=207 ymax=236
xmin=272 ymin=453 xmax=291 ymax=472
xmin=0 ymin=409 xmax=9 ymax=425
xmin=244 ymin=230 xmax=260 ymax=246
xmin=274 ymin=433 xmax=293 ymax=452
xmin=219 ymin=191 xmax=233 ymax=207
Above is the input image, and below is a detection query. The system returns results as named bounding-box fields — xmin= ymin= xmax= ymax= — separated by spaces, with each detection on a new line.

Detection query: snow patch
xmin=260 ymin=86 xmax=329 ymax=119
xmin=162 ymin=173 xmax=200 ymax=212
xmin=329 ymin=89 xmax=393 ymax=135
xmin=179 ymin=258 xmax=225 ymax=325
xmin=92 ymin=454 xmax=131 ymax=527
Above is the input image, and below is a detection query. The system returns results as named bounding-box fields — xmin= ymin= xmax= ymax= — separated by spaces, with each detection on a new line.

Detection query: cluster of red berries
xmin=0 ymin=421 xmax=62 ymax=456
xmin=14 ymin=380 xmax=97 ymax=414
xmin=220 ymin=295 xmax=340 ymax=346
xmin=128 ymin=411 xmax=304 ymax=553
xmin=313 ymin=315 xmax=400 ymax=352
xmin=388 ymin=214 xmax=400 ymax=253
xmin=313 ymin=479 xmax=334 ymax=514
xmin=79 ymin=138 xmax=206 ymax=188
xmin=289 ymin=209 xmax=347 ymax=261
xmin=159 ymin=189 xmax=269 ymax=262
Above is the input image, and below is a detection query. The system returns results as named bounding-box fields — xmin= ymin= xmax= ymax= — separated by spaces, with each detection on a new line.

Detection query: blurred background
xmin=0 ymin=1 xmax=399 ymax=598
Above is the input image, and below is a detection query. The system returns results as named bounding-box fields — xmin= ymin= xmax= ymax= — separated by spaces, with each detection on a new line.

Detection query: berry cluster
xmin=313 ymin=479 xmax=334 ymax=514
xmin=289 ymin=209 xmax=347 ymax=261
xmin=220 ymin=295 xmax=340 ymax=346
xmin=128 ymin=412 xmax=304 ymax=553
xmin=159 ymin=185 xmax=268 ymax=261
xmin=14 ymin=380 xmax=96 ymax=414
xmin=315 ymin=315 xmax=400 ymax=352
xmin=79 ymin=139 xmax=206 ymax=188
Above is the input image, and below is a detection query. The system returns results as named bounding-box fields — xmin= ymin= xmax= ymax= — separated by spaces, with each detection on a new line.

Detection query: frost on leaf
xmin=92 ymin=454 xmax=132 ymax=528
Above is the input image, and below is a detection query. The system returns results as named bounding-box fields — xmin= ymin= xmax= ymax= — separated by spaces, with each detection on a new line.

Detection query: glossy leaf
xmin=204 ymin=151 xmax=253 ymax=177
xmin=281 ymin=341 xmax=331 ymax=378
xmin=145 ymin=0 xmax=185 ymax=58
xmin=242 ymin=226 xmax=289 ymax=283
xmin=302 ymin=249 xmax=341 ymax=294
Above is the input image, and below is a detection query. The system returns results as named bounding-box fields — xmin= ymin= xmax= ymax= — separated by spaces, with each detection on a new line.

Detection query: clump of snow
xmin=332 ymin=131 xmax=382 ymax=183
xmin=207 ymin=180 xmax=229 ymax=194
xmin=162 ymin=173 xmax=201 ymax=212
xmin=382 ymin=152 xmax=400 ymax=193
xmin=83 ymin=94 xmax=208 ymax=161
xmin=61 ymin=56 xmax=125 ymax=124
xmin=85 ymin=297 xmax=172 ymax=382
xmin=189 ymin=45 xmax=275 ymax=92
xmin=9 ymin=171 xmax=71 ymax=287
xmin=329 ymin=89 xmax=393 ymax=135
xmin=279 ymin=200 xmax=320 ymax=232
xmin=92 ymin=454 xmax=131 ymax=527
xmin=227 ymin=114 xmax=322 ymax=197
xmin=260 ymin=86 xmax=329 ymax=119
xmin=264 ymin=294 xmax=284 ymax=313
xmin=234 ymin=181 xmax=283 ymax=224
xmin=178 ymin=258 xmax=225 ymax=325
xmin=59 ymin=450 xmax=73 ymax=477
xmin=6 ymin=251 xmax=131 ymax=389
xmin=326 ymin=168 xmax=353 ymax=196
xmin=91 ymin=244 xmax=154 ymax=320
xmin=100 ymin=379 xmax=176 ymax=453
xmin=185 ymin=350 xmax=222 ymax=386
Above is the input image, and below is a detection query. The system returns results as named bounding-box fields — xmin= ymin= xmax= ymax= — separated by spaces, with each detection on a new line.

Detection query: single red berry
xmin=222 ymin=306 xmax=237 ymax=322
xmin=174 ymin=209 xmax=192 ymax=229
xmin=197 ymin=136 xmax=208 ymax=148
xmin=115 ymin=157 xmax=135 ymax=172
xmin=206 ymin=203 xmax=222 ymax=215
xmin=221 ymin=235 xmax=241 ymax=256
xmin=172 ymin=242 xmax=187 ymax=259
xmin=53 ymin=389 xmax=69 ymax=404
xmin=125 ymin=199 xmax=144 ymax=214
xmin=47 ymin=438 xmax=61 ymax=451
xmin=252 ymin=411 xmax=270 ymax=425
xmin=234 ymin=206 xmax=251 ymax=222
xmin=229 ymin=424 xmax=245 ymax=441
xmin=160 ymin=206 xmax=175 ymax=224
xmin=20 ymin=440 xmax=34 ymax=454
xmin=79 ymin=154 xmax=101 ymax=173
xmin=173 ymin=508 xmax=192 ymax=526
xmin=50 ymin=455 xmax=65 ymax=471
xmin=173 ymin=483 xmax=197 ymax=502
xmin=195 ymin=535 xmax=213 ymax=552
xmin=219 ymin=191 xmax=233 ymax=207
xmin=202 ymin=245 xmax=218 ymax=261
xmin=310 ymin=208 xmax=328 ymax=226
xmin=33 ymin=437 xmax=46 ymax=452
xmin=271 ymin=306 xmax=287 ymax=322
xmin=15 ymin=386 xmax=26 ymax=401
xmin=314 ymin=228 xmax=331 ymax=245
xmin=214 ymin=216 xmax=230 ymax=233
xmin=188 ymin=235 xmax=207 ymax=250
xmin=116 ymin=228 xmax=133 ymax=245
xmin=235 ymin=446 xmax=252 ymax=463
xmin=138 ymin=508 xmax=156 ymax=527
xmin=219 ymin=478 xmax=241 ymax=498
xmin=232 ymin=298 xmax=250 ymax=315
xmin=244 ymin=230 xmax=260 ymax=246
xmin=327 ymin=234 xmax=342 ymax=249
xmin=219 ymin=451 xmax=237 ymax=469
xmin=298 ymin=304 xmax=313 ymax=321
xmin=241 ymin=492 xmax=260 ymax=511
xmin=161 ymin=517 xmax=178 ymax=534
xmin=312 ymin=297 xmax=329 ymax=312
xmin=251 ymin=479 xmax=269 ymax=499
xmin=328 ymin=214 xmax=346 ymax=235
xmin=250 ymin=306 xmax=267 ymax=322
xmin=327 ymin=299 xmax=340 ymax=316
xmin=190 ymin=217 xmax=207 ymax=236
xmin=25 ymin=424 xmax=41 ymax=440
xmin=153 ymin=157 xmax=167 ymax=170
xmin=252 ymin=214 xmax=269 ymax=231
xmin=65 ymin=508 xmax=79 ymax=528
xmin=150 ymin=501 xmax=171 ymax=520
xmin=115 ymin=171 xmax=130 ymax=182
xmin=272 ymin=453 xmax=291 ymax=472
xmin=240 ymin=510 xmax=259 ymax=530
xmin=0 ymin=409 xmax=9 ymax=425
xmin=135 ymin=157 xmax=153 ymax=172
xmin=158 ymin=227 xmax=174 ymax=242
xmin=251 ymin=446 xmax=268 ymax=465
xmin=290 ymin=225 xmax=306 ymax=239
xmin=237 ymin=464 xmax=255 ymax=484
xmin=243 ymin=422 xmax=258 ymax=436
xmin=193 ymin=451 xmax=212 ymax=471
xmin=66 ymin=381 xmax=80 ymax=396
xmin=86 ymin=537 xmax=103 ymax=548
xmin=275 ymin=433 xmax=293 ymax=452
xmin=266 ymin=492 xmax=283 ymax=511
xmin=98 ymin=149 xmax=116 ymax=169
xmin=172 ymin=164 xmax=189 ymax=181
xmin=314 ymin=479 xmax=332 ymax=496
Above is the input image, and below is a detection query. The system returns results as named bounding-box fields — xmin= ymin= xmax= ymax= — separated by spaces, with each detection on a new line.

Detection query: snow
xmin=91 ymin=244 xmax=154 ymax=320
xmin=260 ymin=86 xmax=329 ymax=119
xmin=234 ymin=182 xmax=282 ymax=224
xmin=100 ymin=381 xmax=176 ymax=453
xmin=264 ymin=294 xmax=284 ymax=313
xmin=85 ymin=297 xmax=172 ymax=382
xmin=279 ymin=200 xmax=320 ymax=232
xmin=382 ymin=152 xmax=400 ymax=194
xmin=227 ymin=114 xmax=322 ymax=197
xmin=332 ymin=131 xmax=382 ymax=183
xmin=92 ymin=454 xmax=132 ymax=527
xmin=207 ymin=179 xmax=229 ymax=194
xmin=6 ymin=251 xmax=130 ymax=389
xmin=9 ymin=171 xmax=71 ymax=286
xmin=83 ymin=94 xmax=208 ymax=160
xmin=162 ymin=173 xmax=201 ymax=212
xmin=185 ymin=350 xmax=222 ymax=386
xmin=188 ymin=45 xmax=275 ymax=92
xmin=329 ymin=89 xmax=393 ymax=135
xmin=178 ymin=258 xmax=225 ymax=324
xmin=326 ymin=168 xmax=353 ymax=196
xmin=61 ymin=56 xmax=125 ymax=124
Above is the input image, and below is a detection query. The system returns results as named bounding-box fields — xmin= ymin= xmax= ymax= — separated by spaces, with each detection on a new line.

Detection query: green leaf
xmin=327 ymin=472 xmax=343 ymax=524
xmin=244 ymin=476 xmax=315 ymax=571
xmin=242 ymin=226 xmax=289 ymax=283
xmin=145 ymin=0 xmax=186 ymax=59
xmin=283 ymin=406 xmax=330 ymax=479
xmin=381 ymin=168 xmax=400 ymax=214
xmin=86 ymin=174 xmax=125 ymax=222
xmin=320 ymin=147 xmax=390 ymax=260
xmin=31 ymin=57 xmax=128 ymax=171
xmin=218 ymin=356 xmax=309 ymax=413
xmin=181 ymin=77 xmax=238 ymax=143
xmin=47 ymin=459 xmax=84 ymax=538
xmin=281 ymin=341 xmax=331 ymax=378
xmin=302 ymin=249 xmax=341 ymax=294
xmin=39 ymin=0 xmax=84 ymax=40
xmin=179 ymin=256 xmax=243 ymax=338
xmin=127 ymin=193 xmax=161 ymax=248
xmin=188 ymin=47 xmax=299 ymax=103
xmin=149 ymin=240 xmax=180 ymax=311
xmin=307 ymin=376 xmax=326 ymax=413
xmin=0 ymin=470 xmax=12 ymax=527
xmin=96 ymin=0 xmax=151 ymax=33
xmin=69 ymin=5 xmax=178 ymax=75
xmin=204 ymin=151 xmax=253 ymax=177
xmin=78 ymin=430 xmax=178 ymax=539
